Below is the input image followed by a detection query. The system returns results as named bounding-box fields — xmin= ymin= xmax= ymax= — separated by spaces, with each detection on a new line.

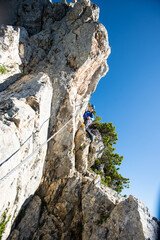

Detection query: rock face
xmin=105 ymin=195 xmax=159 ymax=240
xmin=75 ymin=126 xmax=104 ymax=173
xmin=0 ymin=0 xmax=159 ymax=240
xmin=0 ymin=25 xmax=25 ymax=87
xmin=0 ymin=72 xmax=52 ymax=239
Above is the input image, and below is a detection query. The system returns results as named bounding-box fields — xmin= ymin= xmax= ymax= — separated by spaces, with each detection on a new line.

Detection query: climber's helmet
xmin=91 ymin=104 xmax=95 ymax=110
xmin=88 ymin=104 xmax=95 ymax=112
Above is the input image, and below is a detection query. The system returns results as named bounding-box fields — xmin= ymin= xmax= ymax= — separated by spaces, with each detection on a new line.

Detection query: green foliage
xmin=94 ymin=115 xmax=102 ymax=123
xmin=0 ymin=65 xmax=7 ymax=74
xmin=20 ymin=72 xmax=26 ymax=77
xmin=101 ymin=215 xmax=109 ymax=223
xmin=91 ymin=121 xmax=130 ymax=193
xmin=0 ymin=209 xmax=11 ymax=240
xmin=80 ymin=144 xmax=85 ymax=150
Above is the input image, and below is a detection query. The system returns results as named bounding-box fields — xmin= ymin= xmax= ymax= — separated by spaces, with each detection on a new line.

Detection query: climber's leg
xmin=85 ymin=120 xmax=95 ymax=142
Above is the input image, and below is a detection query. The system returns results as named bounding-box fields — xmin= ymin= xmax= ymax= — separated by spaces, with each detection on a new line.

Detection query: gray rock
xmin=32 ymin=209 xmax=60 ymax=240
xmin=1 ymin=1 xmax=159 ymax=240
xmin=74 ymin=125 xmax=104 ymax=173
xmin=88 ymin=130 xmax=104 ymax=167
xmin=82 ymin=172 xmax=123 ymax=240
xmin=0 ymin=73 xmax=52 ymax=240
xmin=8 ymin=196 xmax=41 ymax=240
xmin=0 ymin=25 xmax=23 ymax=87
xmin=7 ymin=229 xmax=19 ymax=240
xmin=34 ymin=175 xmax=82 ymax=240
xmin=75 ymin=126 xmax=90 ymax=173
xmin=0 ymin=0 xmax=50 ymax=35
xmin=106 ymin=195 xmax=160 ymax=240
xmin=17 ymin=196 xmax=41 ymax=240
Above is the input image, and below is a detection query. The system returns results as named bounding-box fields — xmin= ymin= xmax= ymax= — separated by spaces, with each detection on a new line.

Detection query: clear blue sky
xmin=91 ymin=0 xmax=160 ymax=219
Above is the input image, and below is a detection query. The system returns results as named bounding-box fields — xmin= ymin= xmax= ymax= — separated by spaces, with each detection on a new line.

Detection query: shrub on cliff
xmin=0 ymin=209 xmax=11 ymax=240
xmin=0 ymin=65 xmax=7 ymax=74
xmin=92 ymin=117 xmax=130 ymax=194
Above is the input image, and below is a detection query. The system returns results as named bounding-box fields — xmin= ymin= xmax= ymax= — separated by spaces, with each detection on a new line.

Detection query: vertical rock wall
xmin=0 ymin=0 xmax=110 ymax=239
xmin=0 ymin=1 xmax=159 ymax=240
xmin=0 ymin=72 xmax=53 ymax=239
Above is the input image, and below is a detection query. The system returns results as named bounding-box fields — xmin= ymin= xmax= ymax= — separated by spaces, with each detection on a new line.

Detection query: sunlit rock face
xmin=0 ymin=1 xmax=159 ymax=240
xmin=0 ymin=72 xmax=53 ymax=239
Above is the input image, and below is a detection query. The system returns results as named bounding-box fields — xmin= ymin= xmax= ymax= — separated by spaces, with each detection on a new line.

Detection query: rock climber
xmin=83 ymin=104 xmax=96 ymax=142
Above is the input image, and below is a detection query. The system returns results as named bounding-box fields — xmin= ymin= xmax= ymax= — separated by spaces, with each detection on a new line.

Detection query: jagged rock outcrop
xmin=7 ymin=172 xmax=160 ymax=240
xmin=105 ymin=195 xmax=159 ymax=240
xmin=75 ymin=126 xmax=104 ymax=173
xmin=0 ymin=1 xmax=159 ymax=240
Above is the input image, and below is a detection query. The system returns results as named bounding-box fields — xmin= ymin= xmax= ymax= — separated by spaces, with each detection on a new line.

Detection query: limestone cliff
xmin=0 ymin=1 xmax=159 ymax=240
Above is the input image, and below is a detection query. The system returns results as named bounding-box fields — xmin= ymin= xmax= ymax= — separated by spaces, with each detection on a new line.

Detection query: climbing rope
xmin=0 ymin=100 xmax=88 ymax=184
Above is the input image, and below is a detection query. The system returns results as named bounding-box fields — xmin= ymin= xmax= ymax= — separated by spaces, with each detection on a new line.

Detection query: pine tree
xmin=92 ymin=118 xmax=130 ymax=194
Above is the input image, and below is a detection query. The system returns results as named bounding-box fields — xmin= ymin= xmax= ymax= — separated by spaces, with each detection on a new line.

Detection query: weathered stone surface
xmin=17 ymin=195 xmax=41 ymax=238
xmin=88 ymin=131 xmax=104 ymax=168
xmin=75 ymin=126 xmax=104 ymax=173
xmin=42 ymin=2 xmax=69 ymax=30
xmin=105 ymin=195 xmax=160 ymax=240
xmin=0 ymin=1 xmax=159 ymax=240
xmin=36 ymin=0 xmax=110 ymax=182
xmin=0 ymin=0 xmax=19 ymax=25
xmin=0 ymin=73 xmax=52 ymax=239
xmin=0 ymin=0 xmax=50 ymax=35
xmin=75 ymin=126 xmax=90 ymax=173
xmin=8 ymin=173 xmax=123 ymax=240
xmin=8 ymin=195 xmax=42 ymax=240
xmin=6 ymin=174 xmax=160 ymax=240
xmin=82 ymin=171 xmax=123 ymax=240
xmin=32 ymin=209 xmax=60 ymax=240
xmin=0 ymin=25 xmax=23 ymax=88
xmin=10 ymin=175 xmax=83 ymax=240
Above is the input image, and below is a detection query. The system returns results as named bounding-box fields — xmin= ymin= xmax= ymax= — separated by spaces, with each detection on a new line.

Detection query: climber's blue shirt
xmin=83 ymin=111 xmax=94 ymax=121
